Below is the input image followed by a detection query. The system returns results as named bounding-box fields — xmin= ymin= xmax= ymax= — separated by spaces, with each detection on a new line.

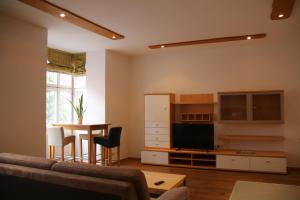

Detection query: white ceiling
xmin=0 ymin=0 xmax=299 ymax=56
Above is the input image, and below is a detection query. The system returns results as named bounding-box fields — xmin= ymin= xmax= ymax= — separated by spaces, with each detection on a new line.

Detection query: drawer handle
xmin=265 ymin=161 xmax=271 ymax=163
xmin=152 ymin=154 xmax=157 ymax=157
xmin=231 ymin=159 xmax=235 ymax=162
xmin=155 ymin=131 xmax=159 ymax=133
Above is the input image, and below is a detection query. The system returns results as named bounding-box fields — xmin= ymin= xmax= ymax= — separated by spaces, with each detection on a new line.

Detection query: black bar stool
xmin=93 ymin=127 xmax=122 ymax=166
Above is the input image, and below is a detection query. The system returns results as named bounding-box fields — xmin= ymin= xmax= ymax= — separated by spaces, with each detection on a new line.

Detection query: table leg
xmin=88 ymin=129 xmax=93 ymax=164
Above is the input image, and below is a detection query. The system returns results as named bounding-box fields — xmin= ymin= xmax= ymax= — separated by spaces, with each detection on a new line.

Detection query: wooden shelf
xmin=143 ymin=147 xmax=287 ymax=158
xmin=219 ymin=135 xmax=285 ymax=141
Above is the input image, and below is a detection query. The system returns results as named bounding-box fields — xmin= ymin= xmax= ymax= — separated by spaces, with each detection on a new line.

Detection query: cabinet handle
xmin=152 ymin=154 xmax=157 ymax=157
xmin=231 ymin=159 xmax=235 ymax=162
xmin=266 ymin=161 xmax=271 ymax=163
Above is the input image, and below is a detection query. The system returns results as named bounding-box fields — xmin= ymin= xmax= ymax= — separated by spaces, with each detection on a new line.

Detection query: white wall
xmin=105 ymin=50 xmax=130 ymax=159
xmin=128 ymin=18 xmax=300 ymax=167
xmin=86 ymin=50 xmax=106 ymax=124
xmin=0 ymin=14 xmax=47 ymax=156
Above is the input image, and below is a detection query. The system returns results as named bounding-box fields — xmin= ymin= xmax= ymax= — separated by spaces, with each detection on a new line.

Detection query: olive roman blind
xmin=47 ymin=48 xmax=86 ymax=76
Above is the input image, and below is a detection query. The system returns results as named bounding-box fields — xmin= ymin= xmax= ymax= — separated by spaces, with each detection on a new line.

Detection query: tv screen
xmin=172 ymin=123 xmax=214 ymax=150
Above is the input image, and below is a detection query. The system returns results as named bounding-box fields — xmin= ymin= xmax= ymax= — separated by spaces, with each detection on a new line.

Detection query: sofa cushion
xmin=0 ymin=153 xmax=57 ymax=170
xmin=0 ymin=163 xmax=137 ymax=200
xmin=156 ymin=187 xmax=190 ymax=200
xmin=52 ymin=161 xmax=150 ymax=200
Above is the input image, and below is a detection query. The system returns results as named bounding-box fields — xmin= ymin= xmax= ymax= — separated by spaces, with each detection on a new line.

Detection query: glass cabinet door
xmin=219 ymin=94 xmax=248 ymax=120
xmin=252 ymin=93 xmax=282 ymax=121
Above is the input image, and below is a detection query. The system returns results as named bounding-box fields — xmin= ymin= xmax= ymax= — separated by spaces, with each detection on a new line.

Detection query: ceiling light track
xmin=18 ymin=0 xmax=124 ymax=40
xmin=149 ymin=33 xmax=267 ymax=49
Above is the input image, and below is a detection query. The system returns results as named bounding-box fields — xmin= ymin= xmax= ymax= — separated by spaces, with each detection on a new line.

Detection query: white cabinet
xmin=217 ymin=155 xmax=250 ymax=170
xmin=250 ymin=157 xmax=286 ymax=173
xmin=216 ymin=155 xmax=287 ymax=173
xmin=145 ymin=95 xmax=170 ymax=123
xmin=144 ymin=94 xmax=172 ymax=149
xmin=141 ymin=151 xmax=169 ymax=165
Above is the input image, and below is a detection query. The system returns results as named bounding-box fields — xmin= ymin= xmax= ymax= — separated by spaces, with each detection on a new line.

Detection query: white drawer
xmin=145 ymin=140 xmax=170 ymax=148
xmin=250 ymin=157 xmax=287 ymax=173
xmin=145 ymin=127 xmax=169 ymax=135
xmin=145 ymin=121 xmax=169 ymax=128
xmin=217 ymin=155 xmax=250 ymax=170
xmin=145 ymin=134 xmax=169 ymax=142
xmin=141 ymin=151 xmax=169 ymax=165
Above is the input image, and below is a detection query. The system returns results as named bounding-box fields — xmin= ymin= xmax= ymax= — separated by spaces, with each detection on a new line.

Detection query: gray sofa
xmin=0 ymin=153 xmax=189 ymax=200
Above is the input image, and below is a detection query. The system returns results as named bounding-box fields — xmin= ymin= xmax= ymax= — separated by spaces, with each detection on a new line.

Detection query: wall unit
xmin=218 ymin=90 xmax=284 ymax=123
xmin=141 ymin=92 xmax=287 ymax=174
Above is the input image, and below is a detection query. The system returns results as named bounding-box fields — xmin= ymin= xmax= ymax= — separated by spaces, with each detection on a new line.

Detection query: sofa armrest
xmin=156 ymin=187 xmax=189 ymax=200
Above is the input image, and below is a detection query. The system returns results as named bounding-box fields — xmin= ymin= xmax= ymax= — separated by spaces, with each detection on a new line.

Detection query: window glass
xmin=46 ymin=89 xmax=57 ymax=124
xmin=58 ymin=89 xmax=72 ymax=123
xmin=59 ymin=74 xmax=72 ymax=87
xmin=46 ymin=72 xmax=57 ymax=85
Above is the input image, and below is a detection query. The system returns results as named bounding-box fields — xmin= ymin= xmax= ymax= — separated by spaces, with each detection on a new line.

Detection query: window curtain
xmin=47 ymin=48 xmax=86 ymax=76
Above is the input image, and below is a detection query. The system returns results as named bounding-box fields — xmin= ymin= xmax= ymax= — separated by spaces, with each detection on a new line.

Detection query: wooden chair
xmin=93 ymin=127 xmax=122 ymax=166
xmin=47 ymin=126 xmax=75 ymax=161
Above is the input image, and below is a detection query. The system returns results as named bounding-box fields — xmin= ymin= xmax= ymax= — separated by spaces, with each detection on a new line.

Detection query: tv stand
xmin=141 ymin=147 xmax=287 ymax=174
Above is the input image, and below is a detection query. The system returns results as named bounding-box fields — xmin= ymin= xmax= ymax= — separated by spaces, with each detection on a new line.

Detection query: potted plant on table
xmin=69 ymin=94 xmax=86 ymax=124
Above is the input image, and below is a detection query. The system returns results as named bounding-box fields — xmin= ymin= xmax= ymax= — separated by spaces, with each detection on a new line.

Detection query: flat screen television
xmin=172 ymin=123 xmax=214 ymax=150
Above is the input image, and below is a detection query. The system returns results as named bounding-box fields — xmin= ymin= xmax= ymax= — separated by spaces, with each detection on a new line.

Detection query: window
xmin=46 ymin=72 xmax=86 ymax=125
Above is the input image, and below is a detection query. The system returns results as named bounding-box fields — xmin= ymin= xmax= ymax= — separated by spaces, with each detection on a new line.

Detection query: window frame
xmin=46 ymin=72 xmax=86 ymax=125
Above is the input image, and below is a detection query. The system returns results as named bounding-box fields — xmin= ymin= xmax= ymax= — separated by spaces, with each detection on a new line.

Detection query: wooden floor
xmin=119 ymin=158 xmax=300 ymax=200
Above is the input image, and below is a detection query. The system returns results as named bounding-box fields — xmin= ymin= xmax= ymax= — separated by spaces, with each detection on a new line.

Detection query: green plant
xmin=69 ymin=94 xmax=86 ymax=119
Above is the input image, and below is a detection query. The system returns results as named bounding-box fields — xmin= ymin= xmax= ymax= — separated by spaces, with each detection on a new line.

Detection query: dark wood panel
xmin=18 ymin=0 xmax=124 ymax=40
xmin=149 ymin=34 xmax=266 ymax=49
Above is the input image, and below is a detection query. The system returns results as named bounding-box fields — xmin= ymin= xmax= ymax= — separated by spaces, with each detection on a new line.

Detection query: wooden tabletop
xmin=142 ymin=170 xmax=186 ymax=193
xmin=53 ymin=123 xmax=110 ymax=130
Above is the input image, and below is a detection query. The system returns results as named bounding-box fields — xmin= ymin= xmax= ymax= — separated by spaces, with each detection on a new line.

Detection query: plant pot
xmin=78 ymin=116 xmax=83 ymax=124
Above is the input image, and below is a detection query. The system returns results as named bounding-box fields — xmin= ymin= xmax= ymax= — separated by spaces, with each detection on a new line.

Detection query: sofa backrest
xmin=0 ymin=163 xmax=136 ymax=200
xmin=0 ymin=152 xmax=57 ymax=170
xmin=0 ymin=153 xmax=140 ymax=200
xmin=52 ymin=161 xmax=150 ymax=200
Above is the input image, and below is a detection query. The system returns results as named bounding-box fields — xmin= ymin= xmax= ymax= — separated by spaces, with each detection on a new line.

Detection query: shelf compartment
xmin=192 ymin=154 xmax=216 ymax=160
xmin=180 ymin=113 xmax=212 ymax=122
xmin=192 ymin=160 xmax=216 ymax=167
xmin=169 ymin=159 xmax=191 ymax=166
xmin=218 ymin=135 xmax=284 ymax=141
xmin=169 ymin=153 xmax=191 ymax=158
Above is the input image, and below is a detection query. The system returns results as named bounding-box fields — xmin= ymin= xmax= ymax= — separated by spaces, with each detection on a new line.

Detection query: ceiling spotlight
xmin=160 ymin=45 xmax=165 ymax=48
xmin=246 ymin=36 xmax=252 ymax=40
xmin=112 ymin=35 xmax=116 ymax=39
xmin=278 ymin=14 xmax=284 ymax=18
xmin=59 ymin=13 xmax=66 ymax=18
